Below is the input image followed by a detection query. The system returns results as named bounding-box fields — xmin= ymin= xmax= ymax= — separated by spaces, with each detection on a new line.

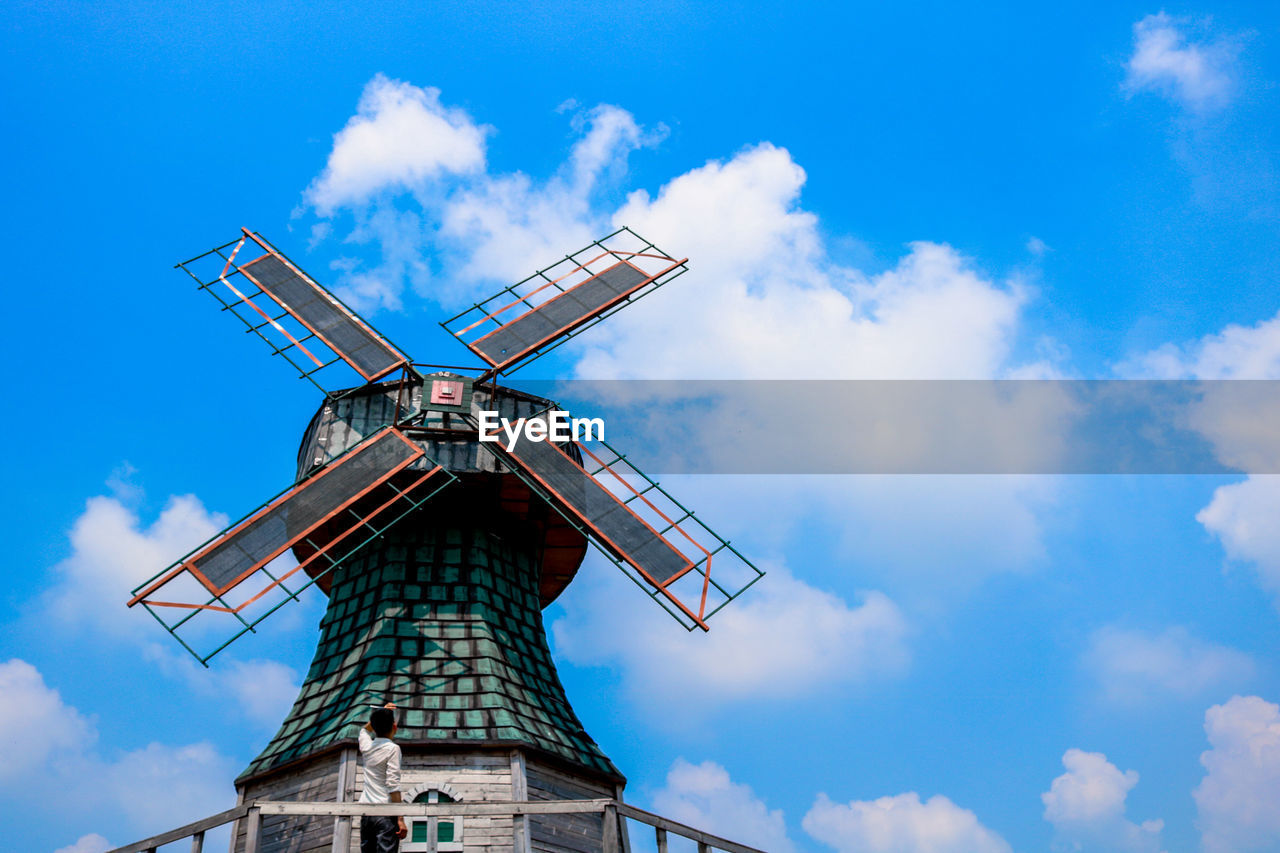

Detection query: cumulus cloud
xmin=54 ymin=835 xmax=111 ymax=853
xmin=43 ymin=493 xmax=226 ymax=639
xmin=1127 ymin=311 xmax=1280 ymax=605
xmin=586 ymin=148 xmax=1029 ymax=380
xmin=304 ymin=74 xmax=487 ymax=214
xmin=104 ymin=741 xmax=236 ymax=831
xmin=303 ymin=93 xmax=662 ymax=310
xmin=1114 ymin=299 xmax=1280 ymax=473
xmin=1124 ymin=13 xmax=1238 ymax=111
xmin=1199 ymin=476 xmax=1280 ymax=603
xmin=0 ymin=659 xmax=96 ymax=784
xmin=650 ymin=759 xmax=795 ymax=852
xmin=1042 ymin=749 xmax=1165 ymax=852
xmin=552 ymin=560 xmax=908 ymax=708
xmin=437 ymin=103 xmax=662 ymax=286
xmin=1084 ymin=625 xmax=1254 ymax=704
xmin=1126 ymin=309 xmax=1280 ymax=380
xmin=1195 ymin=695 xmax=1280 ymax=852
xmin=40 ymin=489 xmax=302 ymax=728
xmin=301 ymin=83 xmax=1035 ymax=383
xmin=803 ymin=791 xmax=1011 ymax=853
xmin=300 ymin=82 xmax=1057 ymax=603
xmin=0 ymin=659 xmax=236 ymax=839
xmin=215 ymin=659 xmax=302 ymax=728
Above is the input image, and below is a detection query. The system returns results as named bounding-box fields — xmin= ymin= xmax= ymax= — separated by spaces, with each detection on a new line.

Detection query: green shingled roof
xmin=238 ymin=510 xmax=618 ymax=782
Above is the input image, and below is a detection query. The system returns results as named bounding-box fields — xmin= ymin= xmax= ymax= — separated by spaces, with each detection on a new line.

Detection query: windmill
xmin=127 ymin=227 xmax=765 ymax=853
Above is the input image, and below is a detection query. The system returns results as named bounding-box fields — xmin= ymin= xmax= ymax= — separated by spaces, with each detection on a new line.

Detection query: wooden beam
xmin=614 ymin=802 xmax=767 ymax=853
xmin=254 ymin=799 xmax=614 ymax=817
xmin=106 ymin=797 xmax=767 ymax=853
xmin=602 ymin=804 xmax=619 ymax=853
xmin=243 ymin=808 xmax=261 ymax=853
xmin=511 ymin=750 xmax=532 ymax=853
xmin=106 ymin=804 xmax=249 ymax=853
xmin=334 ymin=747 xmax=355 ymax=853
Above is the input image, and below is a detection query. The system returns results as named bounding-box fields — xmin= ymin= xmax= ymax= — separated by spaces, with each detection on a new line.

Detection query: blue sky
xmin=5 ymin=2 xmax=1280 ymax=852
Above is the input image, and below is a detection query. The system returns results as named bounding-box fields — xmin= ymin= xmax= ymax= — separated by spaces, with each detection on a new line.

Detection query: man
xmin=359 ymin=702 xmax=408 ymax=852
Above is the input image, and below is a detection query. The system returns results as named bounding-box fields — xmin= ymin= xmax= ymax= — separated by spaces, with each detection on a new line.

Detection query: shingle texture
xmin=239 ymin=509 xmax=618 ymax=782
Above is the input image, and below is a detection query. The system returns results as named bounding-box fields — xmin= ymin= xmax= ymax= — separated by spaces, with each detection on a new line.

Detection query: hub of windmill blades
xmin=130 ymin=227 xmax=765 ymax=665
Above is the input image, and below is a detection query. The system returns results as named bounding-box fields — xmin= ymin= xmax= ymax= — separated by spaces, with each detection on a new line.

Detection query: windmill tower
xmin=128 ymin=228 xmax=765 ymax=853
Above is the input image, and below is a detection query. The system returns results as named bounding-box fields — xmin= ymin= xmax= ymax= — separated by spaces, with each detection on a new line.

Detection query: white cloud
xmin=300 ymin=84 xmax=1056 ymax=601
xmin=329 ymin=206 xmax=432 ymax=312
xmin=1195 ymin=695 xmax=1280 ymax=852
xmin=1127 ymin=312 xmax=1280 ymax=606
xmin=1199 ymin=476 xmax=1280 ymax=604
xmin=0 ymin=659 xmax=236 ymax=840
xmin=650 ymin=759 xmax=795 ymax=853
xmin=43 ymin=493 xmax=227 ymax=639
xmin=552 ymin=561 xmax=908 ymax=709
xmin=1126 ymin=308 xmax=1280 ymax=380
xmin=215 ymin=659 xmax=302 ymax=728
xmin=54 ymin=835 xmax=110 ymax=853
xmin=584 ymin=146 xmax=1028 ymax=380
xmin=1084 ymin=625 xmax=1254 ymax=704
xmin=104 ymin=741 xmax=236 ymax=832
xmin=0 ymin=659 xmax=96 ymax=784
xmin=40 ymin=489 xmax=302 ymax=729
xmin=803 ymin=791 xmax=1011 ymax=853
xmin=811 ymin=476 xmax=1055 ymax=592
xmin=304 ymin=74 xmax=487 ymax=214
xmin=1042 ymin=749 xmax=1165 ymax=852
xmin=302 ymin=84 xmax=1034 ymax=385
xmin=437 ymin=103 xmax=661 ymax=287
xmin=144 ymin=650 xmax=301 ymax=730
xmin=1124 ymin=13 xmax=1237 ymax=111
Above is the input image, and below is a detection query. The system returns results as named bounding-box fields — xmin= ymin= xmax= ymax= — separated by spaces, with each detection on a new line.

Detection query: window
xmin=402 ymin=788 xmax=463 ymax=852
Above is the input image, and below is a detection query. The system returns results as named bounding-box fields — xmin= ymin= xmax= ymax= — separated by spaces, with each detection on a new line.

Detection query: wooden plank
xmin=530 ymin=812 xmax=602 ymax=850
xmin=243 ymin=808 xmax=261 ymax=853
xmin=227 ymin=790 xmax=244 ymax=853
xmin=602 ymin=804 xmax=619 ymax=853
xmin=526 ymin=765 xmax=613 ymax=802
xmin=255 ymin=799 xmax=613 ymax=817
xmin=512 ymin=750 xmax=532 ymax=853
xmin=613 ymin=802 xmax=767 ymax=853
xmin=334 ymin=748 xmax=355 ymax=853
xmin=655 ymin=827 xmax=668 ymax=853
xmin=106 ymin=804 xmax=249 ymax=853
xmin=113 ymin=796 xmax=764 ymax=853
xmin=190 ymin=830 xmax=204 ymax=853
xmin=617 ymin=785 xmax=633 ymax=853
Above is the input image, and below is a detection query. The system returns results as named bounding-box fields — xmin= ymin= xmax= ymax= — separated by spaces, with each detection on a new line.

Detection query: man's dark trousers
xmin=360 ymin=815 xmax=400 ymax=853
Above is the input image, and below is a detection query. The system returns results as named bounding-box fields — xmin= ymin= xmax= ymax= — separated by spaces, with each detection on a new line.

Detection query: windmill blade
xmin=128 ymin=428 xmax=457 ymax=664
xmin=468 ymin=410 xmax=764 ymax=631
xmin=440 ymin=227 xmax=688 ymax=379
xmin=176 ymin=229 xmax=415 ymax=397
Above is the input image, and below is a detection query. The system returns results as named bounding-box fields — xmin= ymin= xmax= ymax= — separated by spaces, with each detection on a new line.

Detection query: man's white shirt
xmin=358 ymin=728 xmax=402 ymax=804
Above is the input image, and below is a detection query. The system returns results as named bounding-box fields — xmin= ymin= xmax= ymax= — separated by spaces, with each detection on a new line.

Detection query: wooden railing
xmin=105 ymin=798 xmax=769 ymax=853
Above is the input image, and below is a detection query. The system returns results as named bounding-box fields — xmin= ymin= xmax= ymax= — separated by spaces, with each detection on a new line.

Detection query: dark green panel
xmin=238 ymin=506 xmax=617 ymax=781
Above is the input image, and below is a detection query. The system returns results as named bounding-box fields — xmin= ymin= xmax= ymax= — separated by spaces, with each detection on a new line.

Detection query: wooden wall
xmin=526 ymin=758 xmax=629 ymax=853
xmin=233 ymin=755 xmax=342 ymax=853
xmin=233 ymin=747 xmax=628 ymax=853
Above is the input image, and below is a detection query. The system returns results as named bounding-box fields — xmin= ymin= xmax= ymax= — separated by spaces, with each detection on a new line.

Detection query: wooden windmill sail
xmin=126 ymin=228 xmax=766 ymax=853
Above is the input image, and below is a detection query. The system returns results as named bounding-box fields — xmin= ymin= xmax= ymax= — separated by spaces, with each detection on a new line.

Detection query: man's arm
xmin=388 ymin=744 xmax=406 ymax=837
